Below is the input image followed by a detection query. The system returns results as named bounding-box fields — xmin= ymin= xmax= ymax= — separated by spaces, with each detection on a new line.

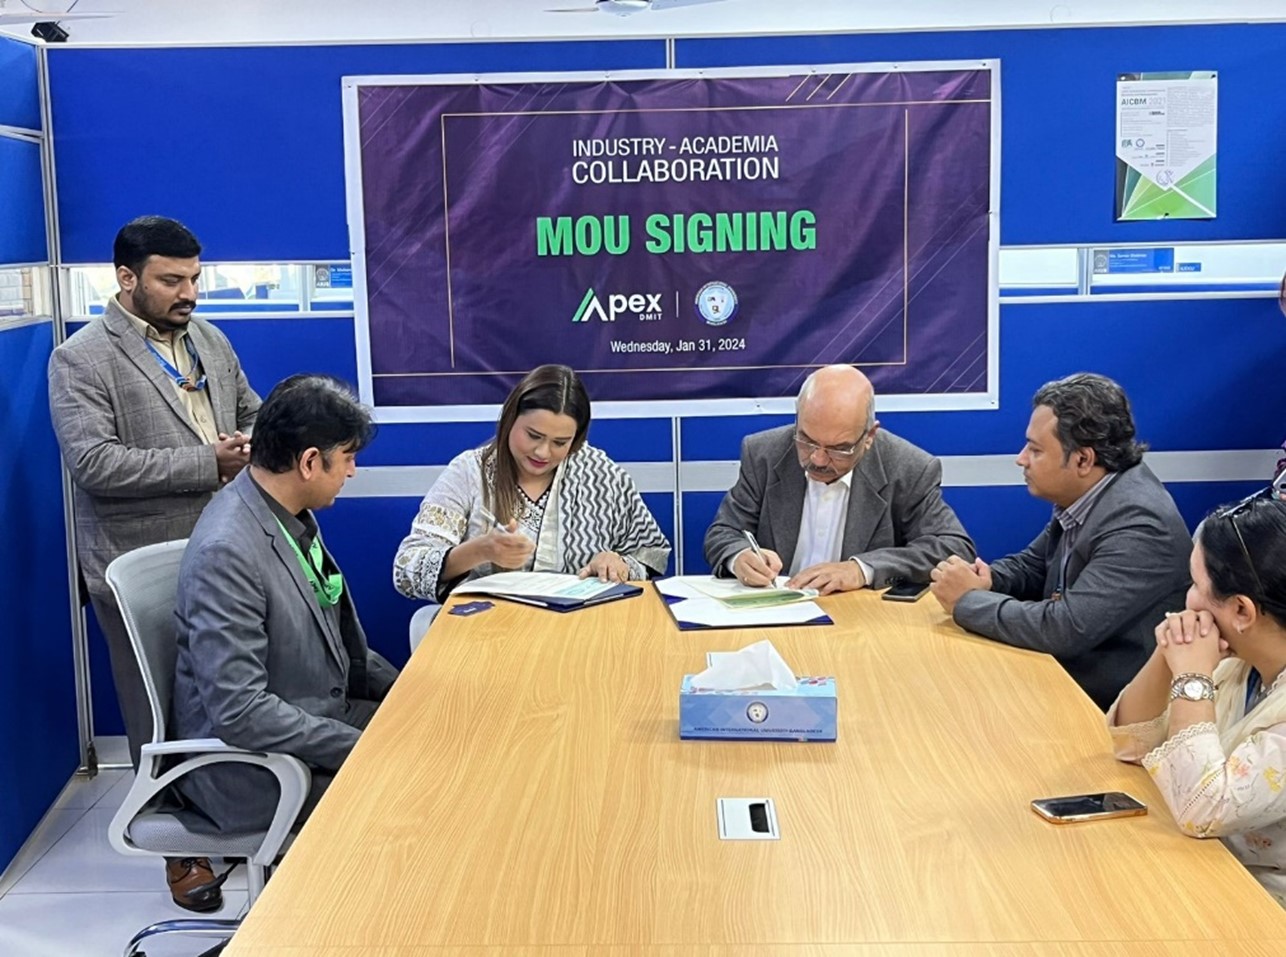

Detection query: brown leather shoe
xmin=166 ymin=856 xmax=224 ymax=913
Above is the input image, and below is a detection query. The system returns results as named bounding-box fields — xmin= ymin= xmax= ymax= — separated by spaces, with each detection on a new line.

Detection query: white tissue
xmin=689 ymin=639 xmax=797 ymax=691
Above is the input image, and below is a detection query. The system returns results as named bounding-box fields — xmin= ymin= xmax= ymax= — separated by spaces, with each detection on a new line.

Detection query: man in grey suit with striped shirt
xmin=929 ymin=373 xmax=1191 ymax=710
xmin=48 ymin=217 xmax=259 ymax=910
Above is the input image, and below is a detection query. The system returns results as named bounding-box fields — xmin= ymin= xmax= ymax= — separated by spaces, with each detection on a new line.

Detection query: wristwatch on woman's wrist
xmin=1169 ymin=672 xmax=1216 ymax=702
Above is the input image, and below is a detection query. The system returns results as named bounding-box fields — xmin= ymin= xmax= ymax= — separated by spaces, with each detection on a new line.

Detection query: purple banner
xmin=352 ymin=67 xmax=994 ymax=409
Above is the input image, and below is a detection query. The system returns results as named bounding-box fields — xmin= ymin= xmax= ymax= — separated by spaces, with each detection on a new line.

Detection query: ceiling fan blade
xmin=0 ymin=12 xmax=114 ymax=22
xmin=651 ymin=0 xmax=731 ymax=10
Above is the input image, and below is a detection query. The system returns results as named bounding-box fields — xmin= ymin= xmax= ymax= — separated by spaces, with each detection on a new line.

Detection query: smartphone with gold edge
xmin=1031 ymin=792 xmax=1147 ymax=824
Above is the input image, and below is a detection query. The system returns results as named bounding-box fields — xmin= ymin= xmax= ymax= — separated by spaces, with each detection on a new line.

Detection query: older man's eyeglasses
xmin=794 ymin=429 xmax=866 ymax=460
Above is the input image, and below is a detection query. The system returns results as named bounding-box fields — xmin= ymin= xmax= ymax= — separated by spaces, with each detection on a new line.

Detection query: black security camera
xmin=31 ymin=21 xmax=70 ymax=43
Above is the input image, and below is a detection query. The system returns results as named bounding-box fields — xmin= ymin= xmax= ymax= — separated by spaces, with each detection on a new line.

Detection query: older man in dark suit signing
xmin=930 ymin=373 xmax=1191 ymax=710
xmin=171 ymin=375 xmax=398 ymax=876
xmin=704 ymin=364 xmax=975 ymax=593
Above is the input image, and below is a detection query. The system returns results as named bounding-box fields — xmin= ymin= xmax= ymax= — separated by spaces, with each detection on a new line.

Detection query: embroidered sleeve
xmin=392 ymin=453 xmax=478 ymax=601
xmin=1142 ymin=721 xmax=1286 ymax=838
xmin=1106 ymin=699 xmax=1170 ymax=764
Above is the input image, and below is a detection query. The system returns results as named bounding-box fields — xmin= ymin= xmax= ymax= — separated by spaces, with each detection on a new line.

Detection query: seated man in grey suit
xmin=172 ymin=374 xmax=399 ymax=870
xmin=704 ymin=364 xmax=974 ymax=593
xmin=929 ymin=373 xmax=1191 ymax=710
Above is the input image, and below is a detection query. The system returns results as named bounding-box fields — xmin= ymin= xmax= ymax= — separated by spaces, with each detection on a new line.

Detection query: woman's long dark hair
xmin=1198 ymin=494 xmax=1286 ymax=627
xmin=480 ymin=365 xmax=591 ymax=524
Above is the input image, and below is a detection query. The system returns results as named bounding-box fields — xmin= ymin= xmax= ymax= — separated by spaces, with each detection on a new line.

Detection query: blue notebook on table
xmin=453 ymin=572 xmax=643 ymax=613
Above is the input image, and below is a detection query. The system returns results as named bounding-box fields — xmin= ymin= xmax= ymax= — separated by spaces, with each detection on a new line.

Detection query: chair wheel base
xmin=124 ymin=917 xmax=239 ymax=957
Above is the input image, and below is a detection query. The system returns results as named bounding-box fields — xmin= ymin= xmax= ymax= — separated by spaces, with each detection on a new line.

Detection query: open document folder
xmin=656 ymin=576 xmax=832 ymax=631
xmin=454 ymin=571 xmax=641 ymax=612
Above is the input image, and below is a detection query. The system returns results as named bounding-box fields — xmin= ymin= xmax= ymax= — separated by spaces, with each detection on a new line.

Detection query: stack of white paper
xmin=656 ymin=576 xmax=830 ymax=629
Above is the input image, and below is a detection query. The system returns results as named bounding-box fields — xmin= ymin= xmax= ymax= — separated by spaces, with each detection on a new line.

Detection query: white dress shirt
xmin=790 ymin=470 xmax=854 ymax=575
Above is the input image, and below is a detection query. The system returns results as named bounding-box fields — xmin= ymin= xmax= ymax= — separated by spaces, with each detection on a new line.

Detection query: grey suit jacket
xmin=703 ymin=425 xmax=975 ymax=587
xmin=171 ymin=470 xmax=399 ymax=831
xmin=952 ymin=463 xmax=1191 ymax=710
xmin=48 ymin=298 xmax=259 ymax=594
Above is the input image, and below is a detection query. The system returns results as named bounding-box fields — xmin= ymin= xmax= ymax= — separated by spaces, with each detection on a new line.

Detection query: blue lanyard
xmin=1245 ymin=669 xmax=1263 ymax=716
xmin=145 ymin=334 xmax=207 ymax=392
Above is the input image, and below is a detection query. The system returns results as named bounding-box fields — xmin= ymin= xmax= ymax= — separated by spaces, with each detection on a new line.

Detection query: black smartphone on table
xmin=1030 ymin=792 xmax=1147 ymax=824
xmin=881 ymin=581 xmax=929 ymax=602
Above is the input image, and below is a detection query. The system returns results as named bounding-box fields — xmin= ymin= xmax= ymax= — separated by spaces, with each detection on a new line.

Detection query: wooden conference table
xmin=225 ymin=588 xmax=1286 ymax=956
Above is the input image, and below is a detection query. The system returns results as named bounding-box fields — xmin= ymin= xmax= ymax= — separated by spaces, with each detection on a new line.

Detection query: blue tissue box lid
xmin=679 ymin=675 xmax=836 ymax=697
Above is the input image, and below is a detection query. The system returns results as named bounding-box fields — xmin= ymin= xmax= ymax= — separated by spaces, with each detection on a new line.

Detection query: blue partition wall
xmin=0 ymin=323 xmax=77 ymax=873
xmin=0 ymin=32 xmax=76 ymax=874
xmin=42 ymin=25 xmax=1286 ymax=721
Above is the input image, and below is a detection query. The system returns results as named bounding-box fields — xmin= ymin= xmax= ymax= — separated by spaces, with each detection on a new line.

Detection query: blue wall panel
xmin=0 ymin=36 xmax=40 ymax=131
xmin=48 ymin=40 xmax=667 ymax=263
xmin=46 ymin=26 xmax=1286 ymax=758
xmin=363 ymin=417 xmax=674 ymax=467
xmin=0 ymin=136 xmax=47 ymax=265
xmin=85 ymin=610 xmax=122 ymax=736
xmin=161 ymin=316 xmax=676 ymax=466
xmin=677 ymin=24 xmax=1286 ymax=246
xmin=682 ymin=297 xmax=1286 ymax=459
xmin=0 ymin=322 xmax=78 ymax=871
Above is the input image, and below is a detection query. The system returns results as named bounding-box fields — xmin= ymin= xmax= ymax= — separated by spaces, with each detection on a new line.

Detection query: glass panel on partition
xmin=998 ymin=247 xmax=1080 ymax=296
xmin=60 ymin=247 xmax=1286 ymax=317
xmin=0 ymin=266 xmax=51 ymax=324
xmin=1088 ymin=242 xmax=1286 ymax=294
xmin=65 ymin=263 xmax=355 ymax=316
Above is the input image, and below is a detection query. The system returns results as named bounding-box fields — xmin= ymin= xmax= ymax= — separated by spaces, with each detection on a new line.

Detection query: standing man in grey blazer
xmin=49 ymin=216 xmax=259 ymax=772
xmin=703 ymin=365 xmax=975 ymax=593
xmin=172 ymin=374 xmax=398 ymax=845
xmin=929 ymin=373 xmax=1191 ymax=710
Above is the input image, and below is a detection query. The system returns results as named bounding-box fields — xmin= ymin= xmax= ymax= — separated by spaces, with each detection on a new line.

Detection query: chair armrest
xmin=139 ymin=738 xmax=257 ymax=757
xmin=110 ymin=738 xmax=310 ymax=868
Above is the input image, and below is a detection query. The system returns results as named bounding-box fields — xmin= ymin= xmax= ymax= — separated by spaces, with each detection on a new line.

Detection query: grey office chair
xmin=408 ymin=603 xmax=441 ymax=653
xmin=105 ymin=539 xmax=310 ymax=957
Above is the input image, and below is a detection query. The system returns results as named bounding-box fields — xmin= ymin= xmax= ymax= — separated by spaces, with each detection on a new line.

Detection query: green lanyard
xmin=275 ymin=518 xmax=344 ymax=608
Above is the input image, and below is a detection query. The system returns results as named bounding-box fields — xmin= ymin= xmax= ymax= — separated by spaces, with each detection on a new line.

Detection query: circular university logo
xmin=695 ymin=281 xmax=738 ymax=327
xmin=746 ymin=701 xmax=769 ymax=724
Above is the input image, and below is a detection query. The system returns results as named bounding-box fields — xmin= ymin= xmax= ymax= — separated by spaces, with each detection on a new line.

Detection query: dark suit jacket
xmin=703 ymin=425 xmax=975 ymax=586
xmin=171 ymin=470 xmax=399 ymax=831
xmin=48 ymin=298 xmax=259 ymax=594
xmin=952 ymin=463 xmax=1191 ymax=710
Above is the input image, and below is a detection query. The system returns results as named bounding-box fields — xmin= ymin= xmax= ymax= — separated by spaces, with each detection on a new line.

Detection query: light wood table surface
xmin=225 ymin=588 xmax=1286 ymax=955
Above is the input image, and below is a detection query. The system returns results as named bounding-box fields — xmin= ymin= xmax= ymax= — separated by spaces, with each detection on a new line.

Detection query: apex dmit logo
xmin=571 ymin=288 xmax=665 ymax=323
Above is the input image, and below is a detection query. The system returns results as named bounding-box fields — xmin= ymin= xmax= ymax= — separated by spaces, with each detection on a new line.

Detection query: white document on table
xmin=455 ymin=572 xmax=619 ymax=600
xmin=656 ymin=576 xmax=830 ymax=629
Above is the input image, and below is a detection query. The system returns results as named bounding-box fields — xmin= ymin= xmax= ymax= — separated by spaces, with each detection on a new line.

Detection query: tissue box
xmin=679 ymin=675 xmax=837 ymax=741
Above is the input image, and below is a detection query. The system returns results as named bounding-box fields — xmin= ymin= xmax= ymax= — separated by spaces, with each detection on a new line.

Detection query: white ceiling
xmin=2 ymin=0 xmax=1286 ymax=46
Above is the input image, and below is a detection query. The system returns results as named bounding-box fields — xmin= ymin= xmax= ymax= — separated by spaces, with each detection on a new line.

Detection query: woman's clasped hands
xmin=1155 ymin=608 xmax=1230 ymax=677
